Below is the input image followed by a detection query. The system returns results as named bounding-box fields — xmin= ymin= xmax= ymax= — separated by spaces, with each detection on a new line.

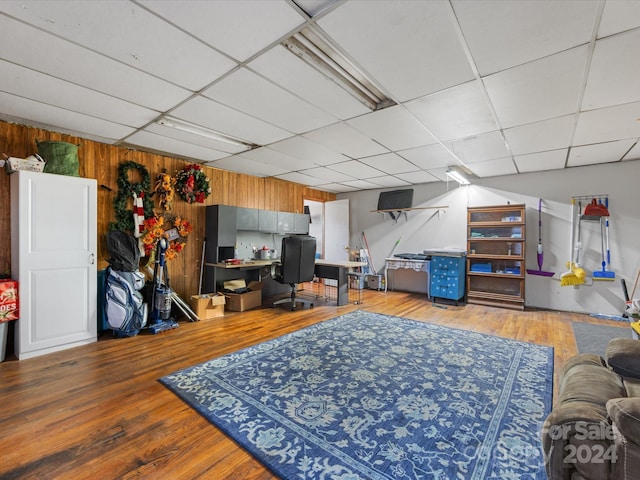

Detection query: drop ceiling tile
xmin=466 ymin=157 xmax=517 ymax=177
xmin=514 ymin=149 xmax=568 ymax=173
xmin=340 ymin=179 xmax=383 ymax=190
xmin=249 ymin=46 xmax=370 ymax=120
xmin=267 ymin=136 xmax=348 ymax=167
xmin=347 ymin=106 xmax=437 ymax=151
xmin=423 ymin=166 xmax=454 ymax=183
xmin=299 ymin=166 xmax=356 ymax=182
xmin=0 ymin=60 xmax=158 ymax=127
xmin=140 ymin=0 xmax=303 ymax=62
xmin=202 ymin=68 xmax=338 ymax=133
xmin=397 ymin=143 xmax=458 ymax=170
xmin=449 ymin=131 xmax=511 ymax=163
xmin=144 ymin=123 xmax=247 ymax=154
xmin=0 ymin=91 xmax=134 ymax=143
xmin=211 ymin=154 xmax=287 ymax=177
xmin=623 ymin=142 xmax=640 ymax=161
xmin=318 ymin=1 xmax=474 ymax=101
xmin=485 ymin=46 xmax=588 ymax=129
xmin=567 ymin=140 xmax=636 ymax=167
xmin=359 ymin=153 xmax=418 ymax=174
xmin=0 ymin=16 xmax=190 ymax=111
xmin=315 ymin=183 xmax=359 ymax=193
xmin=295 ymin=0 xmax=340 ymax=17
xmin=171 ymin=96 xmax=292 ymax=145
xmin=366 ymin=176 xmax=412 ymax=188
xmin=598 ymin=0 xmax=640 ymax=38
xmin=394 ymin=170 xmax=440 ymax=184
xmin=303 ymin=123 xmax=389 ymax=158
xmin=239 ymin=146 xmax=319 ymax=171
xmin=3 ymin=0 xmax=237 ymax=91
xmin=327 ymin=160 xmax=385 ymax=179
xmin=573 ymin=101 xmax=640 ymax=145
xmin=504 ymin=115 xmax=575 ymax=155
xmin=276 ymin=172 xmax=327 ymax=186
xmin=405 ymin=81 xmax=498 ymax=142
xmin=125 ymin=131 xmax=230 ymax=162
xmin=582 ymin=29 xmax=640 ymax=111
xmin=453 ymin=0 xmax=597 ymax=75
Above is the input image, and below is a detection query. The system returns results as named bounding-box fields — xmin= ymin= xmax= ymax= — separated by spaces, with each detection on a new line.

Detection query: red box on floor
xmin=0 ymin=280 xmax=19 ymax=322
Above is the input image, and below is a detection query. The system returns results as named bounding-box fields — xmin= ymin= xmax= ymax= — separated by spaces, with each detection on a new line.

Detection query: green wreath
xmin=110 ymin=161 xmax=154 ymax=232
xmin=175 ymin=163 xmax=211 ymax=204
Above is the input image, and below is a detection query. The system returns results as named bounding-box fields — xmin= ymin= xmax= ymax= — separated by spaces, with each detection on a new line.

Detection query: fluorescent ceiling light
xmin=446 ymin=166 xmax=471 ymax=185
xmin=157 ymin=117 xmax=257 ymax=150
xmin=282 ymin=27 xmax=396 ymax=111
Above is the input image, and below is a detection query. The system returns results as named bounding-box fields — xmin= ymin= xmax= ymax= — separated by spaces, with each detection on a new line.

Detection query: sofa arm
xmin=607 ymin=398 xmax=640 ymax=445
xmin=606 ymin=338 xmax=640 ymax=379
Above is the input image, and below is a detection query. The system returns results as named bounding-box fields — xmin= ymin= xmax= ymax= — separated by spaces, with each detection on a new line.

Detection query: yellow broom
xmin=561 ymin=198 xmax=585 ymax=286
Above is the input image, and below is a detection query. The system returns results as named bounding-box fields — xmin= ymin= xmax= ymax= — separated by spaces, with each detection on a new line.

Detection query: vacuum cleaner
xmin=148 ymin=238 xmax=179 ymax=334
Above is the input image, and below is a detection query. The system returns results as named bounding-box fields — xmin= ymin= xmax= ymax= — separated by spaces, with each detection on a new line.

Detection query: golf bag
xmin=104 ymin=231 xmax=148 ymax=337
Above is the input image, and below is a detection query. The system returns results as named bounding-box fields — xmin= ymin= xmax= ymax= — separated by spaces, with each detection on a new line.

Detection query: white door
xmin=324 ymin=199 xmax=349 ymax=261
xmin=11 ymin=171 xmax=97 ymax=359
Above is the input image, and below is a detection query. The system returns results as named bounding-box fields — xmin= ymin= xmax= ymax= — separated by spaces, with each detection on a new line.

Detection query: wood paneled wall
xmin=0 ymin=120 xmax=335 ymax=300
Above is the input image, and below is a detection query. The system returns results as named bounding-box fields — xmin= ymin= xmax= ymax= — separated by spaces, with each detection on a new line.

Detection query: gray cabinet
xmin=277 ymin=211 xmax=294 ymax=233
xmin=237 ymin=207 xmax=258 ymax=231
xmin=293 ymin=213 xmax=310 ymax=234
xmin=259 ymin=210 xmax=278 ymax=233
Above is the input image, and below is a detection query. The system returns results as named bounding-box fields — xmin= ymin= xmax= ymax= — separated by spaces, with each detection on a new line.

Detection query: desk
xmin=205 ymin=259 xmax=366 ymax=306
xmin=384 ymin=258 xmax=429 ymax=294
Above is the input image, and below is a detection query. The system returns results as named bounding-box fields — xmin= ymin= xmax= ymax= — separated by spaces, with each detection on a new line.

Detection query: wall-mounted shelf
xmin=370 ymin=205 xmax=448 ymax=223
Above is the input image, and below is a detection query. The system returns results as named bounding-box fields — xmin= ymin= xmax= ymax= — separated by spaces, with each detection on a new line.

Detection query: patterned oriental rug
xmin=160 ymin=311 xmax=553 ymax=479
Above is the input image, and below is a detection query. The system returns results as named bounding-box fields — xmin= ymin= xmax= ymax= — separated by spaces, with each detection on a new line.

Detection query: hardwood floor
xmin=0 ymin=287 xmax=629 ymax=479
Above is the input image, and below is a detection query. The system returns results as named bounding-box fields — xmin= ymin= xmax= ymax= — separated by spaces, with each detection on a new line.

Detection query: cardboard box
xmin=221 ymin=280 xmax=263 ymax=312
xmin=190 ymin=294 xmax=226 ymax=320
xmin=0 ymin=280 xmax=19 ymax=322
xmin=4 ymin=155 xmax=46 ymax=174
xmin=366 ymin=274 xmax=382 ymax=290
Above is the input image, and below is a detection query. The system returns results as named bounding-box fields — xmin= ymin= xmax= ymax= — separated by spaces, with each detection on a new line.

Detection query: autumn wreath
xmin=175 ymin=163 xmax=211 ymax=204
xmin=140 ymin=214 xmax=193 ymax=261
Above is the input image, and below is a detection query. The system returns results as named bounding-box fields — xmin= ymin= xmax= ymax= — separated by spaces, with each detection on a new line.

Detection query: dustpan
xmin=584 ymin=198 xmax=609 ymax=217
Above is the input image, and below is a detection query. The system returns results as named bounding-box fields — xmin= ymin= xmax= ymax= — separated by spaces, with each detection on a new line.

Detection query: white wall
xmin=339 ymin=160 xmax=640 ymax=315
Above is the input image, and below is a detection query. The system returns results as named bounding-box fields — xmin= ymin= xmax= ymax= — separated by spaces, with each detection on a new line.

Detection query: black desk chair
xmin=272 ymin=235 xmax=316 ymax=310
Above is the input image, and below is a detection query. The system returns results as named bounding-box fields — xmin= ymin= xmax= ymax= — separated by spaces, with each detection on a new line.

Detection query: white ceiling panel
xmin=514 ymin=149 xmax=568 ymax=173
xmin=239 ymin=147 xmax=319 ymax=171
xmin=315 ymin=182 xmax=359 ymax=193
xmin=573 ymin=101 xmax=640 ymax=146
xmin=567 ymin=140 xmax=637 ymax=167
xmin=140 ymin=0 xmax=304 ymax=62
xmin=249 ymin=45 xmax=370 ymax=120
xmin=210 ymin=155 xmax=286 ymax=177
xmin=303 ymin=123 xmax=389 ymax=158
xmin=582 ymin=29 xmax=640 ymax=111
xmin=485 ymin=46 xmax=588 ymax=128
xmin=366 ymin=176 xmax=412 ymax=188
xmin=0 ymin=91 xmax=134 ymax=143
xmin=144 ymin=123 xmax=247 ymax=155
xmin=406 ymin=81 xmax=499 ymax=142
xmin=359 ymin=153 xmax=419 ymax=174
xmin=267 ymin=135 xmax=348 ymax=166
xmin=623 ymin=142 xmax=640 ymax=161
xmin=504 ymin=115 xmax=576 ymax=155
xmin=467 ymin=157 xmax=517 ymax=177
xmin=276 ymin=171 xmax=330 ymax=186
xmin=347 ymin=106 xmax=437 ymax=151
xmin=394 ymin=170 xmax=440 ymax=185
xmin=318 ymin=0 xmax=474 ymax=101
xmin=453 ymin=0 xmax=597 ymax=75
xmin=203 ymin=68 xmax=337 ymax=134
xmin=449 ymin=131 xmax=511 ymax=163
xmin=327 ymin=160 xmax=386 ymax=179
xmin=340 ymin=179 xmax=384 ymax=190
xmin=3 ymin=0 xmax=237 ymax=91
xmin=125 ymin=131 xmax=230 ymax=162
xmin=398 ymin=143 xmax=459 ymax=170
xmin=598 ymin=0 xmax=640 ymax=38
xmin=0 ymin=14 xmax=190 ymax=111
xmin=299 ymin=166 xmax=356 ymax=183
xmin=171 ymin=96 xmax=292 ymax=146
xmin=0 ymin=60 xmax=158 ymax=127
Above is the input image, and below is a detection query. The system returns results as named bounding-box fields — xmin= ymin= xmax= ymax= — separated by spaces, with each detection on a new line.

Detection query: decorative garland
xmin=110 ymin=161 xmax=154 ymax=232
xmin=141 ymin=214 xmax=193 ymax=261
xmin=175 ymin=163 xmax=211 ymax=204
xmin=154 ymin=172 xmax=175 ymax=211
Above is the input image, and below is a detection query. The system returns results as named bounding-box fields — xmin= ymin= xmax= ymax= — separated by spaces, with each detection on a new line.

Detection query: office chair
xmin=272 ymin=235 xmax=317 ymax=310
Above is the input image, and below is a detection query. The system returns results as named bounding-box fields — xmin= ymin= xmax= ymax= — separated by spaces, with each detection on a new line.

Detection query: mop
xmin=527 ymin=199 xmax=554 ymax=276
xmin=594 ymin=216 xmax=615 ymax=280
xmin=561 ymin=199 xmax=585 ymax=286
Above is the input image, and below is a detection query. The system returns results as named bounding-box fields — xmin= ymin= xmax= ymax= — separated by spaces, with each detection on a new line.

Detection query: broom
xmin=527 ymin=199 xmax=554 ymax=276
xmin=561 ymin=198 xmax=584 ymax=286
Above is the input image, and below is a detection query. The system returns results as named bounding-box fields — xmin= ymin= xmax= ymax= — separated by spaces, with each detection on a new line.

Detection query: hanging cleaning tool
xmin=561 ymin=198 xmax=584 ymax=286
xmin=593 ymin=216 xmax=615 ymax=280
xmin=527 ymin=199 xmax=554 ymax=277
xmin=572 ymin=201 xmax=586 ymax=282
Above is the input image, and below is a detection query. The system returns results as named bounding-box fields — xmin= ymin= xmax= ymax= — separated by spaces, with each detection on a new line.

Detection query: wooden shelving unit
xmin=466 ymin=204 xmax=526 ymax=310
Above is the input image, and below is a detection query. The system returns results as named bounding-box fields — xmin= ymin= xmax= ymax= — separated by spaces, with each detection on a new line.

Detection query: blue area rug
xmin=160 ymin=310 xmax=553 ymax=479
